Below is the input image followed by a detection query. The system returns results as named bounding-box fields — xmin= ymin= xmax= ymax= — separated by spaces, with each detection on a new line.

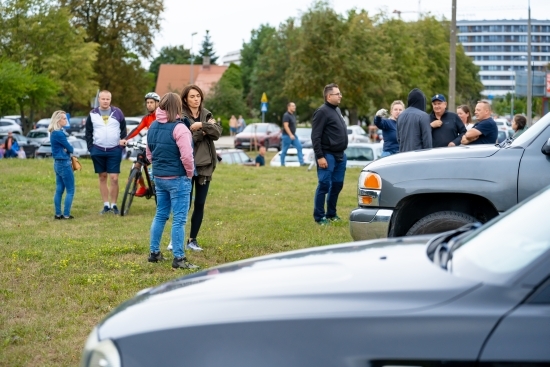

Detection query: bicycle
xmin=120 ymin=141 xmax=156 ymax=216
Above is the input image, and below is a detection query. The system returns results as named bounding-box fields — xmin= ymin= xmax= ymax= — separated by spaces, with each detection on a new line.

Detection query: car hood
xmin=235 ymin=132 xmax=268 ymax=139
xmin=98 ymin=237 xmax=481 ymax=340
xmin=365 ymin=145 xmax=499 ymax=170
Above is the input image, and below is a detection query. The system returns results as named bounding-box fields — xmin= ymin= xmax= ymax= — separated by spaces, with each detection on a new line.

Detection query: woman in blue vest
xmin=146 ymin=93 xmax=199 ymax=270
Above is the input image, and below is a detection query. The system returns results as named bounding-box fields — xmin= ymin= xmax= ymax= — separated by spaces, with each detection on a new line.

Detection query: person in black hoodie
xmin=311 ymin=83 xmax=348 ymax=225
xmin=396 ymin=88 xmax=432 ymax=152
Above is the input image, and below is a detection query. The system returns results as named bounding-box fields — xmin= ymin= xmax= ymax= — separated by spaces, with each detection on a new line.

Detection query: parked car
xmin=295 ymin=127 xmax=312 ymax=148
xmin=80 ymin=184 xmax=550 ymax=367
xmin=270 ymin=148 xmax=315 ymax=167
xmin=0 ymin=118 xmax=23 ymax=134
xmin=34 ymin=118 xmax=51 ymax=130
xmin=26 ymin=128 xmax=69 ymax=146
xmin=2 ymin=115 xmax=29 ymax=128
xmin=344 ymin=143 xmax=382 ymax=168
xmin=0 ymin=132 xmax=38 ymax=158
xmin=217 ymin=148 xmax=255 ymax=166
xmin=347 ymin=125 xmax=370 ymax=143
xmin=35 ymin=136 xmax=81 ymax=159
xmin=350 ymin=111 xmax=550 ymax=241
xmin=234 ymin=123 xmax=282 ymax=151
xmin=68 ymin=116 xmax=86 ymax=134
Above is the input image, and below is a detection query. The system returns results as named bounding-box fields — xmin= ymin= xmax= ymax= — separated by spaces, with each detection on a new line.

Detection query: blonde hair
xmin=48 ymin=111 xmax=67 ymax=132
xmin=390 ymin=100 xmax=405 ymax=110
xmin=159 ymin=93 xmax=182 ymax=122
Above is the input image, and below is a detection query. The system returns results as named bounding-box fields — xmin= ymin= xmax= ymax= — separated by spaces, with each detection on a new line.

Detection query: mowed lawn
xmin=0 ymin=153 xmax=366 ymax=366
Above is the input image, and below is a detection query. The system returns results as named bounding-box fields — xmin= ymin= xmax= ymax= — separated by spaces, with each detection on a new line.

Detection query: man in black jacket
xmin=311 ymin=83 xmax=348 ymax=225
xmin=397 ymin=88 xmax=432 ymax=152
xmin=429 ymin=94 xmax=466 ymax=147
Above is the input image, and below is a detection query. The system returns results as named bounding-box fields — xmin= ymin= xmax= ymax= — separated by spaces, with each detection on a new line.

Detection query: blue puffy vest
xmin=147 ymin=121 xmax=186 ymax=177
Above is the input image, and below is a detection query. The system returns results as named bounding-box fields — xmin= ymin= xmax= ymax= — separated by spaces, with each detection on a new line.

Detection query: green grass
xmin=0 ymin=154 xmax=369 ymax=366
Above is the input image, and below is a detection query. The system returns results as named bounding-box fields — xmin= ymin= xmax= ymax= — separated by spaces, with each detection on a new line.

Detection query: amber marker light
xmin=363 ymin=172 xmax=382 ymax=190
xmin=361 ymin=196 xmax=373 ymax=205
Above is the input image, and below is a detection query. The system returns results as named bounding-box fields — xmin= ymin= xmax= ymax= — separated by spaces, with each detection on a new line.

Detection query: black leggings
xmin=189 ymin=177 xmax=210 ymax=239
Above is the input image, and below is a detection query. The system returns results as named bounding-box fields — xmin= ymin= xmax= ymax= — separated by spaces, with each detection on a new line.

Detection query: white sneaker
xmin=167 ymin=241 xmax=172 ymax=251
xmin=186 ymin=239 xmax=203 ymax=252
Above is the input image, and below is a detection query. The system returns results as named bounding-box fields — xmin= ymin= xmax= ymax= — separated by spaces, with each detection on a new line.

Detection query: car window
xmin=345 ymin=147 xmax=374 ymax=161
xmin=71 ymin=141 xmax=82 ymax=149
xmin=0 ymin=121 xmax=8 ymax=126
xmin=221 ymin=152 xmax=234 ymax=164
xmin=451 ymin=187 xmax=550 ymax=285
xmin=237 ymin=152 xmax=250 ymax=162
xmin=28 ymin=132 xmax=48 ymax=139
xmin=243 ymin=124 xmax=268 ymax=133
xmin=510 ymin=114 xmax=549 ymax=147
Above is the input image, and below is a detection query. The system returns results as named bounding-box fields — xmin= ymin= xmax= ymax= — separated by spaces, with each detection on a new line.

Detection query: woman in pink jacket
xmin=145 ymin=93 xmax=199 ymax=270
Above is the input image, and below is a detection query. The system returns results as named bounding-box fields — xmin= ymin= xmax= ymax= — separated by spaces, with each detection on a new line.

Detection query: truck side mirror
xmin=542 ymin=138 xmax=550 ymax=155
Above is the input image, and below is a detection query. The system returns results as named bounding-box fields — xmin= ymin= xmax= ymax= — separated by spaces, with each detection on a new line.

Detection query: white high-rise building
xmin=457 ymin=19 xmax=550 ymax=97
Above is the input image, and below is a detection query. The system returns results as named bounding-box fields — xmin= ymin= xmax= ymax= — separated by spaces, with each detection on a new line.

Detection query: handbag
xmin=71 ymin=156 xmax=82 ymax=171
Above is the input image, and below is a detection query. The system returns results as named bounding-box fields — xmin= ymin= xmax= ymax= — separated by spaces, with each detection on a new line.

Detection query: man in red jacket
xmin=121 ymin=92 xmax=160 ymax=196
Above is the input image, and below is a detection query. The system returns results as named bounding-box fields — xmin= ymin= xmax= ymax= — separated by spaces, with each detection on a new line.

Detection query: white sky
xmin=149 ymin=0 xmax=550 ymax=67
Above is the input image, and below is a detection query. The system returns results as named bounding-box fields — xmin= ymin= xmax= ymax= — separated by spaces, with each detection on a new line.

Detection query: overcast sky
xmin=149 ymin=0 xmax=550 ymax=67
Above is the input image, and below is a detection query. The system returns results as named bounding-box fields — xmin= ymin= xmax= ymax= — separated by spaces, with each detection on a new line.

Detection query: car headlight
xmin=80 ymin=327 xmax=121 ymax=367
xmin=357 ymin=171 xmax=381 ymax=206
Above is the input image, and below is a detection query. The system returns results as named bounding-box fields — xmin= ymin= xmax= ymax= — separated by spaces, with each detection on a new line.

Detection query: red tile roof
xmin=155 ymin=64 xmax=228 ymax=97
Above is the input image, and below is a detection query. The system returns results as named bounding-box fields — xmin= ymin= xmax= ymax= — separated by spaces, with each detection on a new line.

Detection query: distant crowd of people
xmin=228 ymin=115 xmax=246 ymax=136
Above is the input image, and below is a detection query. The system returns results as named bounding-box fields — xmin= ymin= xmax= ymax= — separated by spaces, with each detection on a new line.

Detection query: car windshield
xmin=510 ymin=113 xmax=550 ymax=147
xmin=345 ymin=147 xmax=374 ymax=161
xmin=450 ymin=187 xmax=550 ymax=285
xmin=295 ymin=128 xmax=311 ymax=138
xmin=28 ymin=131 xmax=48 ymax=139
xmin=243 ymin=124 xmax=268 ymax=133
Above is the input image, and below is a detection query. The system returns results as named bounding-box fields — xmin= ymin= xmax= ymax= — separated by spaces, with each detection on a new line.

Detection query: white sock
xmin=111 ymin=203 xmax=117 ymax=208
xmin=104 ymin=202 xmax=110 ymax=207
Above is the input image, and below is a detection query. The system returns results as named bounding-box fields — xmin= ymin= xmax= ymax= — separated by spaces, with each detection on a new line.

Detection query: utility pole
xmin=448 ymin=0 xmax=457 ymax=112
xmin=189 ymin=32 xmax=197 ymax=85
xmin=527 ymin=1 xmax=532 ymax=126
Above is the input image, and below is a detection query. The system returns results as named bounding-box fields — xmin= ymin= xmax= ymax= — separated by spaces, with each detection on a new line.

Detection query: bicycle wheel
xmin=121 ymin=168 xmax=140 ymax=216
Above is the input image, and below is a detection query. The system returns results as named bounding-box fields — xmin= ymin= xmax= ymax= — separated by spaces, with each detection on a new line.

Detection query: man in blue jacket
xmin=311 ymin=83 xmax=348 ymax=225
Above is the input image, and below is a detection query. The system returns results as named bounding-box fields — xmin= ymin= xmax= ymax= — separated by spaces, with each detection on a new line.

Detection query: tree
xmin=240 ymin=25 xmax=276 ymax=101
xmin=60 ymin=0 xmax=162 ymax=114
xmin=194 ymin=30 xmax=218 ymax=65
xmin=205 ymin=64 xmax=247 ymax=118
xmin=149 ymin=45 xmax=192 ymax=85
xmin=0 ymin=0 xmax=97 ymax=131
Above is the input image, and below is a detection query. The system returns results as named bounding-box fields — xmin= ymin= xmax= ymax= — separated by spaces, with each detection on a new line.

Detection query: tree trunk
xmin=348 ymin=107 xmax=359 ymax=125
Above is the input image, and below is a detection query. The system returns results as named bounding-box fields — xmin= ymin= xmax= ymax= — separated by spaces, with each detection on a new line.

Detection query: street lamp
xmin=189 ymin=32 xmax=198 ymax=85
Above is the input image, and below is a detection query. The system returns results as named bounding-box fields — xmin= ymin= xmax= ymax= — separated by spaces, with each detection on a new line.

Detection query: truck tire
xmin=406 ymin=211 xmax=477 ymax=236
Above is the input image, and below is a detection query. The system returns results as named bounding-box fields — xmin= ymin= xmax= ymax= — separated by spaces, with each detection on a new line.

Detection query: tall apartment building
xmin=457 ymin=19 xmax=550 ymax=97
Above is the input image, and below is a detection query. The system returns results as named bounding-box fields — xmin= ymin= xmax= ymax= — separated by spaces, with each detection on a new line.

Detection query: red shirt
xmin=127 ymin=112 xmax=156 ymax=140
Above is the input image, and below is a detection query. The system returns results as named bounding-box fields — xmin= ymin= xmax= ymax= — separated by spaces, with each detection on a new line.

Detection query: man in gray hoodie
xmin=396 ymin=88 xmax=433 ymax=152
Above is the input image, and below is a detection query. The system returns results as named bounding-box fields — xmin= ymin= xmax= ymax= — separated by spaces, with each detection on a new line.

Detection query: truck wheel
xmin=406 ymin=211 xmax=477 ymax=236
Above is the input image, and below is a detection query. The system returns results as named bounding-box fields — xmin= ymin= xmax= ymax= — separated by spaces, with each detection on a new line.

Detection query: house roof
xmin=155 ymin=64 xmax=228 ymax=97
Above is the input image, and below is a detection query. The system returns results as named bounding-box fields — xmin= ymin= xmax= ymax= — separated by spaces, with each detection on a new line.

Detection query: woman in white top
xmin=457 ymin=105 xmax=475 ymax=130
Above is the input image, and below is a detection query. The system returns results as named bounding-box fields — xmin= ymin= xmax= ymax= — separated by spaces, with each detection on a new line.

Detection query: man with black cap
xmin=397 ymin=88 xmax=432 ymax=152
xmin=429 ymin=94 xmax=466 ymax=147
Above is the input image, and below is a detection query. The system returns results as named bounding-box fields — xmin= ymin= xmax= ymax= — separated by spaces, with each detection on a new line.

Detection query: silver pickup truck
xmin=350 ymin=112 xmax=550 ymax=240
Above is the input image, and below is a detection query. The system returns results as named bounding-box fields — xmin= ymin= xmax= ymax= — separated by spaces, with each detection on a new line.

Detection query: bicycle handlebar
xmin=127 ymin=141 xmax=147 ymax=150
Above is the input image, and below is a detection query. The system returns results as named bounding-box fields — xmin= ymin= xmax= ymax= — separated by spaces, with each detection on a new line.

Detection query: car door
xmin=478 ymin=256 xmax=550 ymax=365
xmin=517 ymin=125 xmax=550 ymax=202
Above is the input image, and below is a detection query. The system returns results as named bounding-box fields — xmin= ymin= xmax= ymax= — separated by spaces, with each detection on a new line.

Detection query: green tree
xmin=60 ymin=0 xmax=162 ymax=114
xmin=0 ymin=0 xmax=97 ymax=131
xmin=149 ymin=45 xmax=192 ymax=85
xmin=194 ymin=30 xmax=218 ymax=65
xmin=240 ymin=25 xmax=276 ymax=101
xmin=205 ymin=64 xmax=247 ymax=119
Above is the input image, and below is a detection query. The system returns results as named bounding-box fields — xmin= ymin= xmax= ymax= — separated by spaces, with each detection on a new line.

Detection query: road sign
xmin=261 ymin=92 xmax=268 ymax=103
xmin=261 ymin=102 xmax=268 ymax=112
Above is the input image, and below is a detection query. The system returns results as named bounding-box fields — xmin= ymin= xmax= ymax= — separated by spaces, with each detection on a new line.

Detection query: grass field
xmin=0 ymin=153 xmax=368 ymax=366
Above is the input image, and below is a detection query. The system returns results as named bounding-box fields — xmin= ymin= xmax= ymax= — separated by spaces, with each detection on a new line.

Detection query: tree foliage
xmin=194 ymin=30 xmax=218 ymax=65
xmin=238 ymin=2 xmax=484 ymax=124
xmin=206 ymin=64 xmax=247 ymax=119
xmin=149 ymin=45 xmax=192 ymax=84
xmin=60 ymin=0 xmax=163 ymax=115
xmin=0 ymin=0 xmax=97 ymax=130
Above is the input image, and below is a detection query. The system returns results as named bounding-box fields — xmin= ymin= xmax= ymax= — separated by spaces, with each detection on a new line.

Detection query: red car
xmin=234 ymin=123 xmax=282 ymax=151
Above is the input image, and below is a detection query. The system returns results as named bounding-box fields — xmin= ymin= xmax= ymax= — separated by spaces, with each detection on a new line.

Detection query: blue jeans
xmin=280 ymin=134 xmax=304 ymax=166
xmin=313 ymin=153 xmax=347 ymax=222
xmin=150 ymin=177 xmax=192 ymax=258
xmin=54 ymin=160 xmax=75 ymax=216
xmin=381 ymin=150 xmax=397 ymax=158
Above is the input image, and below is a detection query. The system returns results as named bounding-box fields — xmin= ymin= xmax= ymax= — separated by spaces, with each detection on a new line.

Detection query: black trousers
xmin=189 ymin=176 xmax=210 ymax=239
